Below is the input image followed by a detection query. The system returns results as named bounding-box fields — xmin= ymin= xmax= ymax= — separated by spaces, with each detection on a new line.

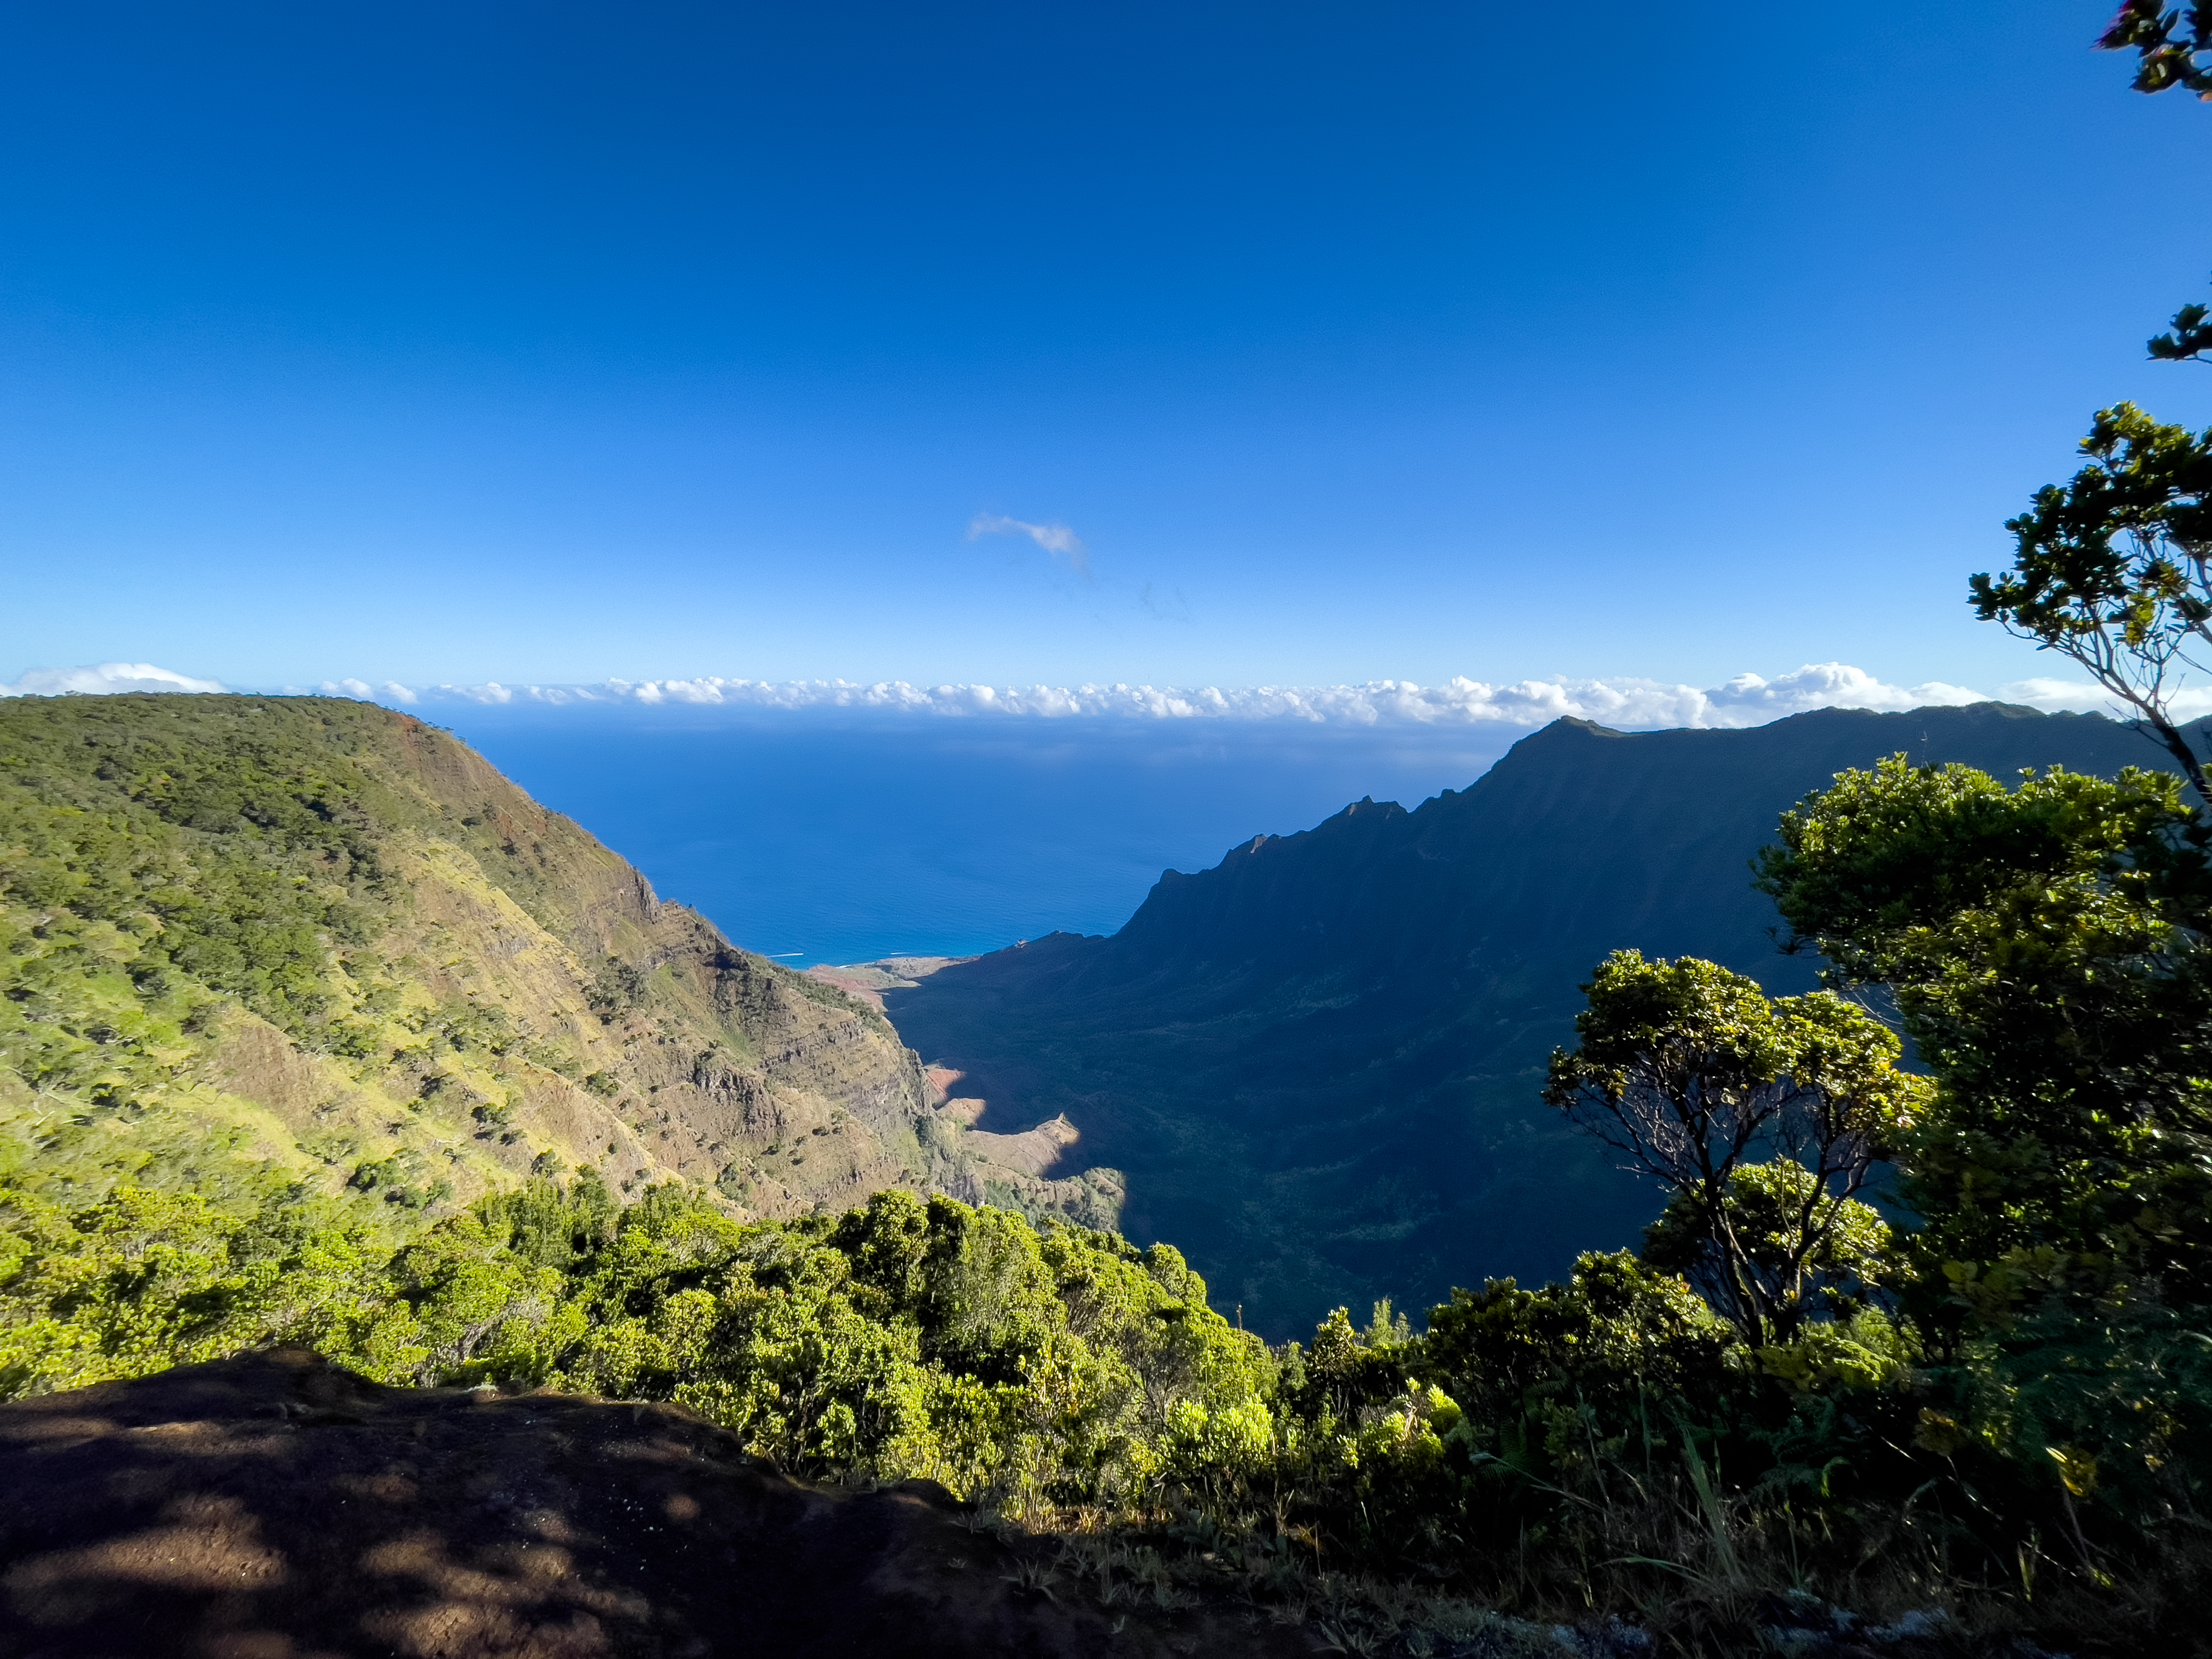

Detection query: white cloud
xmin=1989 ymin=676 xmax=2212 ymax=721
xmin=320 ymin=678 xmax=419 ymax=704
xmin=1993 ymin=677 xmax=2120 ymax=714
xmin=1 ymin=662 xmax=226 ymax=697
xmin=968 ymin=512 xmax=1091 ymax=579
xmin=374 ymin=662 xmax=2064 ymax=731
xmin=4 ymin=657 xmax=2149 ymax=736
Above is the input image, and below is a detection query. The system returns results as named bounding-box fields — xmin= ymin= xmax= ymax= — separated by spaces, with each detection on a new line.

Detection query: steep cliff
xmin=0 ymin=693 xmax=971 ymax=1226
xmin=882 ymin=701 xmax=2209 ymax=1337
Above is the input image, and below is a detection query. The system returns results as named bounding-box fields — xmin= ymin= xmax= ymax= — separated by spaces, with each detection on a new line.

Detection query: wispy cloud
xmin=1139 ymin=583 xmax=1190 ymax=623
xmin=0 ymin=662 xmax=226 ymax=697
xmin=967 ymin=512 xmax=1091 ymax=579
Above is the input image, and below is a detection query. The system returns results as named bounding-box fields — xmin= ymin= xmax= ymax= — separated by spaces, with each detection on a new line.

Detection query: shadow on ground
xmin=0 ymin=1351 xmax=1318 ymax=1658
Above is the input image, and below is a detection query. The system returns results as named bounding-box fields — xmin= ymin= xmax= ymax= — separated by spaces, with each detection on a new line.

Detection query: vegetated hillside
xmin=882 ymin=700 xmax=2207 ymax=1338
xmin=0 ymin=693 xmax=1049 ymax=1253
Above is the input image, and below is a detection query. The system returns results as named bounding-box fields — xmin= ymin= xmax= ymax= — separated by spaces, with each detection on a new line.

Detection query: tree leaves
xmin=1972 ymin=402 xmax=2212 ymax=798
xmin=1543 ymin=951 xmax=1922 ymax=1345
xmin=2099 ymin=1 xmax=2212 ymax=100
xmin=1760 ymin=753 xmax=2212 ymax=1328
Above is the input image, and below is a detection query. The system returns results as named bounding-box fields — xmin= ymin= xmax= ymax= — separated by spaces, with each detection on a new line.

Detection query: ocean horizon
xmin=448 ymin=706 xmax=1521 ymax=967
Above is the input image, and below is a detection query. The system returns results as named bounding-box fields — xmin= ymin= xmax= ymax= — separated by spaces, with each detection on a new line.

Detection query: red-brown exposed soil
xmin=0 ymin=1352 xmax=1317 ymax=1659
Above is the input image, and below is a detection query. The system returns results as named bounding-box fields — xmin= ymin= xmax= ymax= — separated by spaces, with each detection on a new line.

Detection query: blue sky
xmin=3 ymin=0 xmax=2208 ymax=698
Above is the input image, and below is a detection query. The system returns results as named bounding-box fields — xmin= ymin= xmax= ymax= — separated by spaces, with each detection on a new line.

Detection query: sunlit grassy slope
xmin=0 ymin=692 xmax=1009 ymax=1233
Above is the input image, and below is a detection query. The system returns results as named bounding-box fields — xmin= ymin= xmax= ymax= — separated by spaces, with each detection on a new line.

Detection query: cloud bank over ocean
xmin=3 ymin=660 xmax=2176 ymax=731
xmin=294 ymin=668 xmax=2212 ymax=730
xmin=0 ymin=662 xmax=229 ymax=697
xmin=325 ymin=662 xmax=2162 ymax=729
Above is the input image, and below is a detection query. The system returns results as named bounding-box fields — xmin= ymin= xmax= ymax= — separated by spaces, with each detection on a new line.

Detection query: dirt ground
xmin=0 ymin=1351 xmax=1319 ymax=1659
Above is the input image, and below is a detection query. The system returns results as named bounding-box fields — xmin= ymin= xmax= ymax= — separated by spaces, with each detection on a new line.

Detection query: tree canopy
xmin=1971 ymin=394 xmax=2212 ymax=796
xmin=1543 ymin=950 xmax=1922 ymax=1347
xmin=2100 ymin=2 xmax=2212 ymax=99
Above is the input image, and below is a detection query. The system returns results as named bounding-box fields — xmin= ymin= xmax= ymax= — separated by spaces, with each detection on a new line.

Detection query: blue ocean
xmin=447 ymin=707 xmax=1521 ymax=967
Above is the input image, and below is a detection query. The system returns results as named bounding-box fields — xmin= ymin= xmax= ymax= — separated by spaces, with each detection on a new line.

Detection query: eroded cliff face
xmin=0 ymin=693 xmax=955 ymax=1225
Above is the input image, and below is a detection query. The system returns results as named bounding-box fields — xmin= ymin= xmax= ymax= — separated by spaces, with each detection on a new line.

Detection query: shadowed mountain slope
xmin=883 ymin=702 xmax=2205 ymax=1339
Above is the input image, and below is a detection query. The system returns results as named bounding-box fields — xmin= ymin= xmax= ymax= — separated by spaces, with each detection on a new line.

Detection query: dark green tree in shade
xmin=2100 ymin=2 xmax=2212 ymax=99
xmin=1543 ymin=951 xmax=1922 ymax=1347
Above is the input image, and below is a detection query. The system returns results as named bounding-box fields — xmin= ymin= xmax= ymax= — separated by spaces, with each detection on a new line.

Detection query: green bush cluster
xmin=1760 ymin=759 xmax=2212 ymax=1499
xmin=0 ymin=1170 xmax=1276 ymax=1506
xmin=0 ymin=1156 xmax=2158 ymax=1652
xmin=0 ymin=699 xmax=399 ymax=1046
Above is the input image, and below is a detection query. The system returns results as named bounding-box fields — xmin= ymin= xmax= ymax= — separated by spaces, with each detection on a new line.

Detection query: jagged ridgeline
xmin=887 ymin=701 xmax=2212 ymax=1338
xmin=0 ymin=692 xmax=1048 ymax=1230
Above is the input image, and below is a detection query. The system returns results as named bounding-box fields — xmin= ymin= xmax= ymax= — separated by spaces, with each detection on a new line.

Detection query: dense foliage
xmin=0 ymin=1149 xmax=1898 ymax=1633
xmin=2 ymin=697 xmax=394 ymax=1098
xmin=2 ymin=985 xmax=2199 ymax=1657
xmin=1758 ymin=757 xmax=2212 ymax=1537
xmin=1543 ymin=951 xmax=1922 ymax=1347
xmin=2100 ymin=1 xmax=2212 ymax=100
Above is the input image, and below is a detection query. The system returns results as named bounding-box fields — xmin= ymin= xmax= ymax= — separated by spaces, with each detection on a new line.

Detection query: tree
xmin=1969 ymin=15 xmax=2211 ymax=794
xmin=2148 ymin=290 xmax=2211 ymax=365
xmin=1970 ymin=394 xmax=2212 ymax=800
xmin=2099 ymin=2 xmax=2212 ymax=99
xmin=1543 ymin=951 xmax=1926 ymax=1346
xmin=1639 ymin=1160 xmax=1897 ymax=1344
xmin=1755 ymin=755 xmax=2212 ymax=1327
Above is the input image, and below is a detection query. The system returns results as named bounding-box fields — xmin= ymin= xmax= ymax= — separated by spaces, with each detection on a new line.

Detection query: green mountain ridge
xmin=0 ymin=692 xmax=1074 ymax=1251
xmin=881 ymin=699 xmax=2211 ymax=1338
